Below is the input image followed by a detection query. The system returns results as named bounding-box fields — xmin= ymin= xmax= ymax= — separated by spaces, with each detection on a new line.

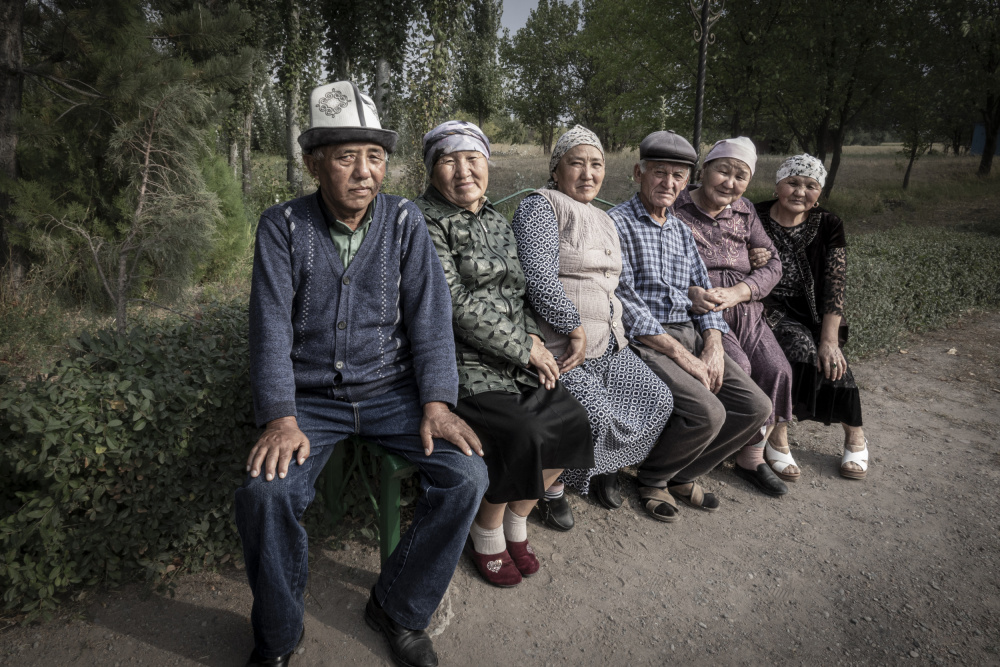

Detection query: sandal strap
xmin=764 ymin=441 xmax=798 ymax=467
xmin=841 ymin=445 xmax=869 ymax=470
xmin=639 ymin=486 xmax=677 ymax=509
xmin=668 ymin=481 xmax=705 ymax=507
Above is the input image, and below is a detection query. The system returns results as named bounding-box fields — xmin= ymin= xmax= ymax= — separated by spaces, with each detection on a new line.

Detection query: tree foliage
xmin=501 ymin=0 xmax=581 ymax=154
xmin=455 ymin=0 xmax=504 ymax=128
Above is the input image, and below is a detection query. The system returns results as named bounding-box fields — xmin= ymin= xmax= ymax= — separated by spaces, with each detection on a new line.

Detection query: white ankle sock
xmin=469 ymin=521 xmax=505 ymax=555
xmin=544 ymin=484 xmax=564 ymax=500
xmin=503 ymin=506 xmax=528 ymax=543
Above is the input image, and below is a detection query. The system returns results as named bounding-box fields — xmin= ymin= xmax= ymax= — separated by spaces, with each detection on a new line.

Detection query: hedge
xmin=0 ymin=303 xmax=255 ymax=617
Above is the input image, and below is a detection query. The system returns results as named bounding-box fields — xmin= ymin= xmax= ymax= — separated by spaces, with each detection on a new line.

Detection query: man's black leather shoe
xmin=365 ymin=588 xmax=439 ymax=667
xmin=244 ymin=628 xmax=303 ymax=666
xmin=592 ymin=471 xmax=623 ymax=509
xmin=535 ymin=494 xmax=574 ymax=531
xmin=733 ymin=462 xmax=789 ymax=497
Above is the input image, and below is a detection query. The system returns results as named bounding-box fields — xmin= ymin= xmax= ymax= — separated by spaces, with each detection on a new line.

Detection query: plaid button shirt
xmin=609 ymin=194 xmax=729 ymax=335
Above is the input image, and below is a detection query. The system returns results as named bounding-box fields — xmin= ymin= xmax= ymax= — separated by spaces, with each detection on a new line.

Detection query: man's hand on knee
xmin=247 ymin=416 xmax=311 ymax=481
xmin=420 ymin=402 xmax=484 ymax=458
xmin=700 ymin=329 xmax=726 ymax=394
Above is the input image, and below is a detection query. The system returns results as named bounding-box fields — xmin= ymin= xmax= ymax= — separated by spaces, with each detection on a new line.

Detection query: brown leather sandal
xmin=667 ymin=481 xmax=720 ymax=512
xmin=638 ymin=486 xmax=680 ymax=523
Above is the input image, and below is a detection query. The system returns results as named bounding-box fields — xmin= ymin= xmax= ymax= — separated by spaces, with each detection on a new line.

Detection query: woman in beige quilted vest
xmin=416 ymin=121 xmax=594 ymax=588
xmin=511 ymin=125 xmax=675 ymax=515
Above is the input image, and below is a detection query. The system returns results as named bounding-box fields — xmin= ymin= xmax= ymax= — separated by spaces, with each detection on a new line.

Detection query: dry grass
xmin=481 ymin=144 xmax=996 ymax=228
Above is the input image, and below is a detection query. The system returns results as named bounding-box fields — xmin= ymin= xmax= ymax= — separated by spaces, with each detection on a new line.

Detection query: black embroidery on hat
xmin=317 ymin=88 xmax=350 ymax=118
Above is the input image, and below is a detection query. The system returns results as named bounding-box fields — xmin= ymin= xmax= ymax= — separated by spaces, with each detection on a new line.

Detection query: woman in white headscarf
xmin=753 ymin=154 xmax=869 ymax=480
xmin=511 ymin=125 xmax=680 ymax=523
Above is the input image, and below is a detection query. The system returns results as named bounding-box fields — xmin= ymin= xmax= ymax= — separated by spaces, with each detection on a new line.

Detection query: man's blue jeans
xmin=234 ymin=383 xmax=489 ymax=658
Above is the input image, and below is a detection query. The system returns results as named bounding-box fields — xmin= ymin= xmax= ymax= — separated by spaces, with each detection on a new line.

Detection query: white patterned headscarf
xmin=422 ymin=120 xmax=491 ymax=173
xmin=775 ymin=154 xmax=827 ymax=188
xmin=547 ymin=125 xmax=604 ymax=189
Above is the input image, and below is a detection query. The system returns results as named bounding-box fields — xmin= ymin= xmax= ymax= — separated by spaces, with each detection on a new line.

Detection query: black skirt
xmin=454 ymin=381 xmax=594 ymax=504
xmin=770 ymin=313 xmax=863 ymax=427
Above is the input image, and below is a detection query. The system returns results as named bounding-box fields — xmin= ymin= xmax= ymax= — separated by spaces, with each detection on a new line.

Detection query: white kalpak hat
xmin=297 ymin=81 xmax=398 ymax=154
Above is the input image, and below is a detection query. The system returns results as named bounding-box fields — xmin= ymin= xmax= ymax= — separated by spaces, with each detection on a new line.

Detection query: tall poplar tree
xmin=455 ymin=0 xmax=504 ymax=128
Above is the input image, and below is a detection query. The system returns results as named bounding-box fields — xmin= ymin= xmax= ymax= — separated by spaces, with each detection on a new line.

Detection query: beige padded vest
xmin=533 ymin=189 xmax=628 ymax=360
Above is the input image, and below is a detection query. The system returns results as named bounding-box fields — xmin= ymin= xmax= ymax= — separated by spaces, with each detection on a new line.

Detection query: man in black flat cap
xmin=608 ymin=131 xmax=784 ymax=521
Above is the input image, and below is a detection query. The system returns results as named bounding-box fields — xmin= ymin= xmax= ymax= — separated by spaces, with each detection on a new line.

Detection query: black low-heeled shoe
xmin=365 ymin=588 xmax=439 ymax=667
xmin=732 ymin=462 xmax=788 ymax=497
xmin=245 ymin=628 xmax=304 ymax=666
xmin=592 ymin=471 xmax=623 ymax=509
xmin=535 ymin=494 xmax=575 ymax=531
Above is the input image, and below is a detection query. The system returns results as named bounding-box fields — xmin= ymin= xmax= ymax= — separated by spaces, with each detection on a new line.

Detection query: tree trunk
xmin=951 ymin=127 xmax=963 ymax=156
xmin=242 ymin=108 xmax=252 ymax=197
xmin=229 ymin=138 xmax=239 ymax=179
xmin=0 ymin=0 xmax=28 ymax=289
xmin=285 ymin=1 xmax=303 ymax=195
xmin=115 ymin=253 xmax=128 ymax=335
xmin=373 ymin=56 xmax=390 ymax=118
xmin=902 ymin=141 xmax=918 ymax=189
xmin=822 ymin=128 xmax=845 ymax=199
xmin=977 ymin=94 xmax=998 ymax=177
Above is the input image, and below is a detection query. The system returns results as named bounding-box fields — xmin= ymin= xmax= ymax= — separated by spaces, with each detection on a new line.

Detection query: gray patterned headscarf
xmin=547 ymin=124 xmax=604 ymax=189
xmin=776 ymin=153 xmax=827 ymax=188
xmin=422 ymin=120 xmax=491 ymax=173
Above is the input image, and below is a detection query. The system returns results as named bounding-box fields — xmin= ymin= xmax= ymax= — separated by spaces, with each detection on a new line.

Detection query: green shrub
xmin=200 ymin=153 xmax=253 ymax=283
xmin=0 ymin=303 xmax=255 ymax=617
xmin=847 ymin=227 xmax=1000 ymax=356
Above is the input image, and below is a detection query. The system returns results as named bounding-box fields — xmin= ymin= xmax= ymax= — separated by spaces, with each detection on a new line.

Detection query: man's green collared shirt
xmin=317 ymin=191 xmax=372 ymax=269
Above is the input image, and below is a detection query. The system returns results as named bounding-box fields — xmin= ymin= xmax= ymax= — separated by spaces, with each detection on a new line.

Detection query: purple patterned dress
xmin=672 ymin=187 xmax=793 ymax=427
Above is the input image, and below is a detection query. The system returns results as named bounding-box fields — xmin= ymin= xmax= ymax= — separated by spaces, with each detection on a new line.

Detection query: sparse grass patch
xmin=846 ymin=227 xmax=1000 ymax=358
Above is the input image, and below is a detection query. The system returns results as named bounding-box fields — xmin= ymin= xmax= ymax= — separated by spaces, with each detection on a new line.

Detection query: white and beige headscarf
xmin=775 ymin=154 xmax=827 ymax=187
xmin=547 ymin=125 xmax=604 ymax=189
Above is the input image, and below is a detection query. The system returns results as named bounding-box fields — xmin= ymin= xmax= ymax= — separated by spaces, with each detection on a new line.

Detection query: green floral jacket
xmin=416 ymin=186 xmax=542 ymax=399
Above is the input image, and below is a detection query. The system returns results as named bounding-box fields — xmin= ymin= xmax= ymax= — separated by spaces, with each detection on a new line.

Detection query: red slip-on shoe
xmin=505 ymin=539 xmax=540 ymax=576
xmin=465 ymin=537 xmax=521 ymax=587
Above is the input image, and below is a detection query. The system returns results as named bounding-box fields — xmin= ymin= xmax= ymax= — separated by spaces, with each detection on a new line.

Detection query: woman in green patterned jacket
xmin=415 ymin=121 xmax=593 ymax=589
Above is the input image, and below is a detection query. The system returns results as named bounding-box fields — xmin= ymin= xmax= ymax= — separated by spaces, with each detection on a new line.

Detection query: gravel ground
xmin=2 ymin=313 xmax=999 ymax=667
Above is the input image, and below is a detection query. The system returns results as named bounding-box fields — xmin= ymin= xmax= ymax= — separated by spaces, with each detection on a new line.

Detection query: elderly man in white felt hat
xmin=235 ymin=81 xmax=488 ymax=667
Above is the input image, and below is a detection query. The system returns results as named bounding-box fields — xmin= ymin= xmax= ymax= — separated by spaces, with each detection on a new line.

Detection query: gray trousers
xmin=634 ymin=321 xmax=772 ymax=488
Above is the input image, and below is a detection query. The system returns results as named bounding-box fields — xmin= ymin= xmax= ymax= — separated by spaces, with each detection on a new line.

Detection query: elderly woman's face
xmin=554 ymin=144 xmax=605 ymax=203
xmin=699 ymin=158 xmax=752 ymax=210
xmin=432 ymin=150 xmax=489 ymax=211
xmin=775 ymin=175 xmax=822 ymax=216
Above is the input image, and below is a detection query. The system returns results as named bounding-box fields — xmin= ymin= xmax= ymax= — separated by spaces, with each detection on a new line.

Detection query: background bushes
xmin=0 ymin=303 xmax=254 ymax=616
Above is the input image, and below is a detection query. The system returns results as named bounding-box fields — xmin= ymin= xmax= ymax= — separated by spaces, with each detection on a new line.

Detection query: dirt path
xmin=3 ymin=313 xmax=999 ymax=667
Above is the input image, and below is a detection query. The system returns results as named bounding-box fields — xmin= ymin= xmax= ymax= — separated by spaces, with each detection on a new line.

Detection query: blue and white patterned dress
xmin=511 ymin=194 xmax=674 ymax=494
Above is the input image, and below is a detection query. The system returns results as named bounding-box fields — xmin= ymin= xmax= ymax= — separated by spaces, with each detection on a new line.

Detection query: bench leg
xmin=379 ymin=466 xmax=403 ymax=564
xmin=321 ymin=441 xmax=348 ymax=524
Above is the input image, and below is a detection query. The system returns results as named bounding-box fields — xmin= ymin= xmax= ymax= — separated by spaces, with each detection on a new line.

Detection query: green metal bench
xmin=318 ymin=436 xmax=418 ymax=563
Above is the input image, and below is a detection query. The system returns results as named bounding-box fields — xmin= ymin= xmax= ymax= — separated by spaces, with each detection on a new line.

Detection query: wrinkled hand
xmin=817 ymin=339 xmax=846 ymax=381
xmin=706 ymin=283 xmax=751 ymax=311
xmin=420 ymin=402 xmax=484 ymax=457
xmin=748 ymin=247 xmax=772 ymax=270
xmin=247 ymin=416 xmax=310 ymax=481
xmin=557 ymin=326 xmax=587 ymax=373
xmin=528 ymin=333 xmax=560 ymax=390
xmin=700 ymin=340 xmax=725 ymax=394
xmin=674 ymin=348 xmax=713 ymax=391
xmin=689 ymin=285 xmax=724 ymax=315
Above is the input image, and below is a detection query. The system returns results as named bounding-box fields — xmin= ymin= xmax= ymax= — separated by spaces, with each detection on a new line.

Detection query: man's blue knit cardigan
xmin=249 ymin=191 xmax=459 ymax=427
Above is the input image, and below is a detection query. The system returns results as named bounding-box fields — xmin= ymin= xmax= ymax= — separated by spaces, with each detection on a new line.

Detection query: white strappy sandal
xmin=840 ymin=438 xmax=869 ymax=480
xmin=764 ymin=440 xmax=801 ymax=482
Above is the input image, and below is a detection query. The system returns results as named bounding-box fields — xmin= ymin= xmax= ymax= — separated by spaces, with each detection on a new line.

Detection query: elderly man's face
xmin=635 ymin=160 xmax=690 ymax=211
xmin=304 ymin=142 xmax=386 ymax=219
